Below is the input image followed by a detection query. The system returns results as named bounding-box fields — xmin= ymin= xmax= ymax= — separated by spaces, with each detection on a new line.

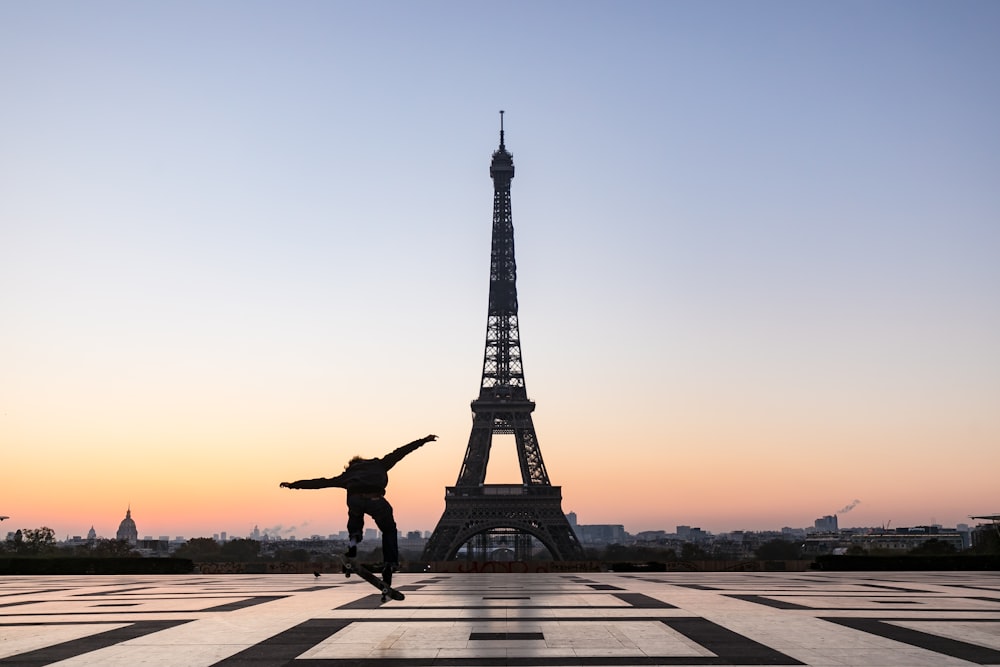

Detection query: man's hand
xmin=279 ymin=482 xmax=293 ymax=489
xmin=424 ymin=434 xmax=438 ymax=443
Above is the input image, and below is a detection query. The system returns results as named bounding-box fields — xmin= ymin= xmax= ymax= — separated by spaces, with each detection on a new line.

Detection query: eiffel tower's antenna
xmin=499 ymin=109 xmax=505 ymax=149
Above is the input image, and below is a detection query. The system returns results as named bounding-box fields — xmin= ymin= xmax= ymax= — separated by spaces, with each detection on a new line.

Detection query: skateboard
xmin=334 ymin=555 xmax=404 ymax=603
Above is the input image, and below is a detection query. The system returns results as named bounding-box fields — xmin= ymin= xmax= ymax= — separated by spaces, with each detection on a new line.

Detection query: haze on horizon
xmin=2 ymin=2 xmax=998 ymax=542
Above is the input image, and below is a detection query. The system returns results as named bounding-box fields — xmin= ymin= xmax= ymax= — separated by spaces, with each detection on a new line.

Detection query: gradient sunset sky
xmin=2 ymin=2 xmax=998 ymax=541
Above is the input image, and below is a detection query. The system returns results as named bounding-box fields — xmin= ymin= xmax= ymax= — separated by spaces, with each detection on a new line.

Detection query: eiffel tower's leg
xmin=455 ymin=414 xmax=495 ymax=487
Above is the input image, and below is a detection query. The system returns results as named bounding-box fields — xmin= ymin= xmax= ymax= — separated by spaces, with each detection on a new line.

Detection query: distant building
xmin=956 ymin=524 xmax=971 ymax=549
xmin=635 ymin=530 xmax=668 ymax=542
xmin=850 ymin=528 xmax=963 ymax=553
xmin=814 ymin=515 xmax=838 ymax=532
xmin=137 ymin=537 xmax=171 ymax=556
xmin=781 ymin=527 xmax=806 ymax=540
xmin=576 ymin=524 xmax=626 ymax=545
xmin=115 ymin=507 xmax=138 ymax=545
xmin=677 ymin=526 xmax=709 ymax=542
xmin=802 ymin=535 xmax=843 ymax=555
xmin=558 ymin=512 xmax=624 ymax=545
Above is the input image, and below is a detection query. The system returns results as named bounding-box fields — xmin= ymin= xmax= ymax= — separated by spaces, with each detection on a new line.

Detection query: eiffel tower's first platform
xmin=422 ymin=113 xmax=584 ymax=562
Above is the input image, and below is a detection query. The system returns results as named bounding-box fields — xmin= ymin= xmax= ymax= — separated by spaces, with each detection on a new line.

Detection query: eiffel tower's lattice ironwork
xmin=423 ymin=113 xmax=584 ymax=562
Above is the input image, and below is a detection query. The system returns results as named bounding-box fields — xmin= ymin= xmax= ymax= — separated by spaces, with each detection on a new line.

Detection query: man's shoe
xmin=381 ymin=562 xmax=396 ymax=588
xmin=345 ymin=546 xmax=357 ymax=559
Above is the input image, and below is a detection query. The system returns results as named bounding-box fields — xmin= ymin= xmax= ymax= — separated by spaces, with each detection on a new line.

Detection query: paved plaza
xmin=1 ymin=570 xmax=999 ymax=666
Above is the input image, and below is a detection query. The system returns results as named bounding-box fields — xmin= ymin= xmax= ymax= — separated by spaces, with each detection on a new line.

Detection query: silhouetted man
xmin=279 ymin=434 xmax=437 ymax=586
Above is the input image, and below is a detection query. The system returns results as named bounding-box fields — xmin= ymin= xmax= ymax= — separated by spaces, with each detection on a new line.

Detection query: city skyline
xmin=3 ymin=3 xmax=999 ymax=541
xmin=5 ymin=502 xmax=987 ymax=546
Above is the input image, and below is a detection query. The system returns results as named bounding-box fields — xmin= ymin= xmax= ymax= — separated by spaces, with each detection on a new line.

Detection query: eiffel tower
xmin=422 ymin=113 xmax=584 ymax=562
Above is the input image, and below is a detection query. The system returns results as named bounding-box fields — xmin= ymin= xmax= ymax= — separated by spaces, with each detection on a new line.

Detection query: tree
xmin=89 ymin=539 xmax=140 ymax=558
xmin=602 ymin=543 xmax=673 ymax=562
xmin=271 ymin=547 xmax=311 ymax=562
xmin=907 ymin=538 xmax=956 ymax=556
xmin=220 ymin=538 xmax=261 ymax=562
xmin=754 ymin=539 xmax=803 ymax=560
xmin=19 ymin=527 xmax=56 ymax=555
xmin=680 ymin=542 xmax=709 ymax=560
xmin=172 ymin=538 xmax=222 ymax=561
xmin=9 ymin=530 xmax=24 ymax=553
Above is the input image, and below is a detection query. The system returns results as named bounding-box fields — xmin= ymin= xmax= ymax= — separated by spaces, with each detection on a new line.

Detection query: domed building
xmin=116 ymin=507 xmax=138 ymax=545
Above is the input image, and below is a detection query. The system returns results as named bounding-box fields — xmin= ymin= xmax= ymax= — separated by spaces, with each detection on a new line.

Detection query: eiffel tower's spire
xmin=490 ymin=111 xmax=514 ymax=183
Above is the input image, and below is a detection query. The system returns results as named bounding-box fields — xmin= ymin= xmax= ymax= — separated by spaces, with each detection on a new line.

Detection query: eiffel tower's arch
xmin=424 ymin=484 xmax=581 ymax=561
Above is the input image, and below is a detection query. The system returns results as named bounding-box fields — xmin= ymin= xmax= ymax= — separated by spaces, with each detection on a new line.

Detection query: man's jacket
xmin=285 ymin=437 xmax=429 ymax=495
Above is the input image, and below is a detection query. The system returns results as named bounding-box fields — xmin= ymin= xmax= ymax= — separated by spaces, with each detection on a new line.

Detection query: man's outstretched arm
xmin=279 ymin=475 xmax=346 ymax=490
xmin=381 ymin=434 xmax=437 ymax=470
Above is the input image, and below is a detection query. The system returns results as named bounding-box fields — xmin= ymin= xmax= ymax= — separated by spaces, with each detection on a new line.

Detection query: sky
xmin=2 ymin=1 xmax=998 ymax=542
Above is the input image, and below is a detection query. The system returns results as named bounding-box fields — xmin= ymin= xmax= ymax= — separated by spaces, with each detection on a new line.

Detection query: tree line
xmin=5 ymin=528 xmax=997 ymax=563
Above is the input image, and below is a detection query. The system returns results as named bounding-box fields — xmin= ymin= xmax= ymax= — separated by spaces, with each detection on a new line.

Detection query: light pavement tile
xmin=321 ymin=621 xmax=400 ymax=643
xmin=297 ymin=642 xmax=375 ymax=659
xmin=436 ymin=647 xmax=508 ymax=658
xmin=355 ymin=648 xmax=442 ymax=661
xmin=495 ymin=622 xmax=544 ymax=631
xmin=41 ymin=643 xmax=242 ymax=667
xmin=390 ymin=627 xmax=470 ymax=648
xmin=506 ymin=647 xmax=577 ymax=657
xmin=809 ymin=648 xmax=979 ymax=667
xmin=616 ymin=621 xmax=717 ymax=656
xmin=573 ymin=647 xmax=651 ymax=657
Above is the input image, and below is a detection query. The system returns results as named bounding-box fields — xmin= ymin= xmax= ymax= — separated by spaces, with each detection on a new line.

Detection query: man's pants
xmin=346 ymin=494 xmax=398 ymax=563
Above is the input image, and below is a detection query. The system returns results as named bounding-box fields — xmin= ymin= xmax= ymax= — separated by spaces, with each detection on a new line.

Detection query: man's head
xmin=344 ymin=456 xmax=365 ymax=470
